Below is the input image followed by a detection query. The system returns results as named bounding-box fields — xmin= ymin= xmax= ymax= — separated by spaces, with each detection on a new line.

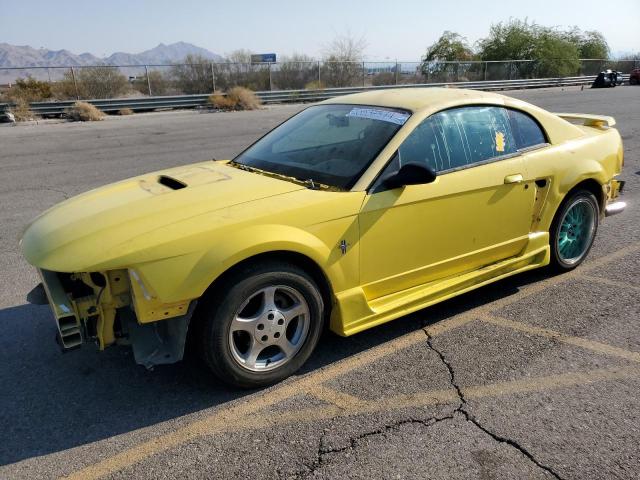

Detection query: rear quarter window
xmin=508 ymin=109 xmax=547 ymax=150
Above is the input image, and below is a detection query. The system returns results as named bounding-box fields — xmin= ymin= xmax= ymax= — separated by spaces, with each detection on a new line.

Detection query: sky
xmin=1 ymin=0 xmax=638 ymax=60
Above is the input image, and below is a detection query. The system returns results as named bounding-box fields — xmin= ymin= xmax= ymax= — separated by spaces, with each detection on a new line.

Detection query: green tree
xmin=420 ymin=31 xmax=475 ymax=79
xmin=534 ymin=29 xmax=580 ymax=77
xmin=422 ymin=31 xmax=474 ymax=62
xmin=477 ymin=19 xmax=582 ymax=78
xmin=477 ymin=19 xmax=538 ymax=61
xmin=564 ymin=28 xmax=609 ymax=59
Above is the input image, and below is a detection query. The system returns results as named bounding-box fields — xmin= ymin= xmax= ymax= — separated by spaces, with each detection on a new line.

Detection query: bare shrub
xmin=227 ymin=87 xmax=261 ymax=110
xmin=7 ymin=77 xmax=52 ymax=102
xmin=171 ymin=55 xmax=214 ymax=94
xmin=118 ymin=108 xmax=134 ymax=115
xmin=132 ymin=70 xmax=168 ymax=96
xmin=322 ymin=32 xmax=367 ymax=87
xmin=272 ymin=54 xmax=317 ymax=90
xmin=372 ymin=72 xmax=396 ymax=86
xmin=56 ymin=67 xmax=130 ymax=99
xmin=208 ymin=87 xmax=261 ymax=111
xmin=9 ymin=99 xmax=38 ymax=121
xmin=50 ymin=79 xmax=77 ymax=100
xmin=208 ymin=93 xmax=237 ymax=110
xmin=305 ymin=80 xmax=326 ymax=90
xmin=222 ymin=50 xmax=270 ymax=91
xmin=66 ymin=101 xmax=105 ymax=121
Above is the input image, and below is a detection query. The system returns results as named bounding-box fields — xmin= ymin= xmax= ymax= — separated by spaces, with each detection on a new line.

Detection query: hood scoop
xmin=157 ymin=175 xmax=187 ymax=190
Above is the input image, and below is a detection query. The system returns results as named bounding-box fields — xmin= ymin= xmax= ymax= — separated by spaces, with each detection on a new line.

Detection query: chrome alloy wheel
xmin=228 ymin=285 xmax=310 ymax=372
xmin=556 ymin=197 xmax=597 ymax=265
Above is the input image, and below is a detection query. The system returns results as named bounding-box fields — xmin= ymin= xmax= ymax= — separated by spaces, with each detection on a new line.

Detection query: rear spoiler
xmin=554 ymin=113 xmax=616 ymax=127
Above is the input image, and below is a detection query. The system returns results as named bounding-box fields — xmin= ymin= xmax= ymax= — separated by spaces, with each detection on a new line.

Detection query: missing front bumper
xmin=35 ymin=269 xmax=197 ymax=367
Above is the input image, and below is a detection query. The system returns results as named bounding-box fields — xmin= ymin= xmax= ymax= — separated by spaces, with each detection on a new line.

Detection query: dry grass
xmin=208 ymin=87 xmax=262 ymax=111
xmin=118 ymin=108 xmax=134 ymax=116
xmin=305 ymin=80 xmax=326 ymax=90
xmin=9 ymin=99 xmax=38 ymax=122
xmin=66 ymin=101 xmax=105 ymax=121
xmin=208 ymin=93 xmax=237 ymax=110
xmin=227 ymin=87 xmax=261 ymax=110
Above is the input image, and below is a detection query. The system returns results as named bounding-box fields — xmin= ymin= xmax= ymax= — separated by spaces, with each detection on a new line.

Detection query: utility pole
xmin=144 ymin=65 xmax=152 ymax=96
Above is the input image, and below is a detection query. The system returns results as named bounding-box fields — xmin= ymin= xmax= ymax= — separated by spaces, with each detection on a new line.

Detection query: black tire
xmin=196 ymin=261 xmax=324 ymax=388
xmin=549 ymin=189 xmax=599 ymax=272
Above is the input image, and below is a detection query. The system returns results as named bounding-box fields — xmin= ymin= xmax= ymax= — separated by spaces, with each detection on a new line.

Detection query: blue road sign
xmin=251 ymin=53 xmax=277 ymax=63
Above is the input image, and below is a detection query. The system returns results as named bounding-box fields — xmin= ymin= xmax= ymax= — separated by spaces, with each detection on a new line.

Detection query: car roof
xmin=321 ymin=87 xmax=509 ymax=113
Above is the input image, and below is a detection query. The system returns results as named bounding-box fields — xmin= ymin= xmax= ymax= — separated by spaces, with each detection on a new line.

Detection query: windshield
xmin=232 ymin=104 xmax=410 ymax=190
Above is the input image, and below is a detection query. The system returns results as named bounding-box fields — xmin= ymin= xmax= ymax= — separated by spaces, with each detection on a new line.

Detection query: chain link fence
xmin=1 ymin=59 xmax=638 ymax=102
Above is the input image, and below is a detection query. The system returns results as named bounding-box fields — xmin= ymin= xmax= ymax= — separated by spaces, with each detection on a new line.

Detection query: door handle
xmin=504 ymin=174 xmax=523 ymax=184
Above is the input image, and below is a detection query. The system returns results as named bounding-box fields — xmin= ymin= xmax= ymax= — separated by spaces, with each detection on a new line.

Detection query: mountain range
xmin=0 ymin=42 xmax=223 ymax=68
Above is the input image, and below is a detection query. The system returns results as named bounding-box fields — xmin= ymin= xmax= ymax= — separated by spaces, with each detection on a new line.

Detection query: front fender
xmin=134 ymin=221 xmax=358 ymax=305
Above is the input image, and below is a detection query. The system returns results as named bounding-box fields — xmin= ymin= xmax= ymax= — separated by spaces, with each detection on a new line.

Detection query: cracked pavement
xmin=426 ymin=332 xmax=562 ymax=480
xmin=1 ymin=86 xmax=639 ymax=479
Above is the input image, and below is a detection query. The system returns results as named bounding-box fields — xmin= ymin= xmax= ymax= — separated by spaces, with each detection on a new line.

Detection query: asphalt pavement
xmin=1 ymin=85 xmax=639 ymax=479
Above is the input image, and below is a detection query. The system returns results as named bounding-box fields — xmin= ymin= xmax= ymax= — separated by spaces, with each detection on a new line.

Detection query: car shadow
xmin=0 ymin=267 xmax=553 ymax=466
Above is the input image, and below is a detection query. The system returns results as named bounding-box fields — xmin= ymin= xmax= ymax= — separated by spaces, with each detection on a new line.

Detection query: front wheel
xmin=549 ymin=190 xmax=599 ymax=272
xmin=197 ymin=262 xmax=324 ymax=388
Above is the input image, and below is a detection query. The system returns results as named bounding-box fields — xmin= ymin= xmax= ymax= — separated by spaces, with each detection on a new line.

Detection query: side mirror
xmin=384 ymin=163 xmax=437 ymax=190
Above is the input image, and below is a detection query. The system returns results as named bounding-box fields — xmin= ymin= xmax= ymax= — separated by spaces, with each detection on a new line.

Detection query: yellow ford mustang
xmin=22 ymin=88 xmax=626 ymax=387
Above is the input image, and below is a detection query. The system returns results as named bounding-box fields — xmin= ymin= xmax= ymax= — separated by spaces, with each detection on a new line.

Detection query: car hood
xmin=22 ymin=161 xmax=306 ymax=271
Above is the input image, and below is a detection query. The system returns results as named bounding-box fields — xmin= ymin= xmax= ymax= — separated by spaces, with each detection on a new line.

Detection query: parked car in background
xmin=592 ymin=70 xmax=624 ymax=88
xmin=629 ymin=68 xmax=640 ymax=85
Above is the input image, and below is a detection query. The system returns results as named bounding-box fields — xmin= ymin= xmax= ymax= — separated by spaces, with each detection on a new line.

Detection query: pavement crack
xmin=294 ymin=415 xmax=454 ymax=479
xmin=464 ymin=415 xmax=566 ymax=480
xmin=425 ymin=329 xmax=467 ymax=409
xmin=44 ymin=187 xmax=70 ymax=199
xmin=424 ymin=329 xmax=566 ymax=480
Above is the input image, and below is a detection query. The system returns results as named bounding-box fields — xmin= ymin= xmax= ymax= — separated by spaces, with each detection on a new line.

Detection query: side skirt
xmin=331 ymin=233 xmax=550 ymax=336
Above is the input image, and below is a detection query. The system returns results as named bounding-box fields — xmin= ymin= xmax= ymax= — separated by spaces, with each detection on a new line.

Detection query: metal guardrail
xmin=0 ymin=75 xmax=630 ymax=116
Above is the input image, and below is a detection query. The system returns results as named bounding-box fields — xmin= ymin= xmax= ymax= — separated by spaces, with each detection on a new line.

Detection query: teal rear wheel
xmin=550 ymin=190 xmax=599 ymax=271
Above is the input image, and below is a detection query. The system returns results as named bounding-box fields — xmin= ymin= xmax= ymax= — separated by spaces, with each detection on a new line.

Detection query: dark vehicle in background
xmin=630 ymin=68 xmax=640 ymax=85
xmin=592 ymin=70 xmax=624 ymax=88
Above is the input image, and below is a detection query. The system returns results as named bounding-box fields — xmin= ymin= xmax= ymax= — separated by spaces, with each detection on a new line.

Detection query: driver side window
xmin=397 ymin=106 xmax=517 ymax=173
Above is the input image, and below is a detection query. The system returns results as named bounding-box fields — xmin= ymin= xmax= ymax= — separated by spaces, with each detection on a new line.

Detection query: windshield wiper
xmin=228 ymin=161 xmax=334 ymax=191
xmin=303 ymin=179 xmax=319 ymax=190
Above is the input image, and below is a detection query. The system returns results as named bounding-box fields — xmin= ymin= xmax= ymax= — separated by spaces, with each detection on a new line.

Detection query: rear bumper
xmin=605 ymin=201 xmax=626 ymax=217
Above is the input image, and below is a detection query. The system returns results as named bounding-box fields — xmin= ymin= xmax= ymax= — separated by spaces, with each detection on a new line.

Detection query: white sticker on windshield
xmin=347 ymin=107 xmax=409 ymax=125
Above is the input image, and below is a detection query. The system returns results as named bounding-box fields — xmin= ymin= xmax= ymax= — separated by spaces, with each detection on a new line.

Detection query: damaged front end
xmin=604 ymin=178 xmax=626 ymax=217
xmin=30 ymin=269 xmax=196 ymax=369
